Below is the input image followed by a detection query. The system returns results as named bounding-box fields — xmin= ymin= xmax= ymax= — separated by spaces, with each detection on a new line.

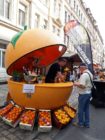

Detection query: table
xmin=91 ymin=80 xmax=105 ymax=107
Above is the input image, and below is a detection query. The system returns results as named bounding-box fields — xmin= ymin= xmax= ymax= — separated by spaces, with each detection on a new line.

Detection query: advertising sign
xmin=23 ymin=84 xmax=35 ymax=94
xmin=64 ymin=20 xmax=93 ymax=73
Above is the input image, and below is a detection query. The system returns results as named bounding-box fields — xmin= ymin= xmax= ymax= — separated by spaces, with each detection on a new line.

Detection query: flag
xmin=64 ymin=20 xmax=93 ymax=73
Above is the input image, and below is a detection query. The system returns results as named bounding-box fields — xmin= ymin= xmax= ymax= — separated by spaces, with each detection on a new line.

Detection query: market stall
xmin=1 ymin=28 xmax=75 ymax=130
xmin=5 ymin=28 xmax=73 ymax=109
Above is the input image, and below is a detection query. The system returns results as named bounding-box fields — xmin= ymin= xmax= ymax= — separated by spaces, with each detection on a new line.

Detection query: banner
xmin=64 ymin=20 xmax=93 ymax=73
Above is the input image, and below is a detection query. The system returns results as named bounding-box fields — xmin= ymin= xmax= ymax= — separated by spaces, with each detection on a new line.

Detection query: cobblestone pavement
xmin=0 ymin=119 xmax=60 ymax=140
xmin=0 ymin=84 xmax=78 ymax=140
xmin=0 ymin=84 xmax=8 ymax=106
xmin=1 ymin=84 xmax=105 ymax=140
xmin=0 ymin=84 xmax=79 ymax=140
xmin=0 ymin=84 xmax=61 ymax=140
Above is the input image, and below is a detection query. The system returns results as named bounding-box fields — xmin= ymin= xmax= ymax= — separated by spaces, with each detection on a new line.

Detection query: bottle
xmin=23 ymin=66 xmax=29 ymax=75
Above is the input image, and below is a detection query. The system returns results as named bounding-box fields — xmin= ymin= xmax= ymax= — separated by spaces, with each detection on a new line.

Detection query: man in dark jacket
xmin=45 ymin=58 xmax=67 ymax=83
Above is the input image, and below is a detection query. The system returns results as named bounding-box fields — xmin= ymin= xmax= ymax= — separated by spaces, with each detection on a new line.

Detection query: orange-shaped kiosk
xmin=5 ymin=28 xmax=73 ymax=109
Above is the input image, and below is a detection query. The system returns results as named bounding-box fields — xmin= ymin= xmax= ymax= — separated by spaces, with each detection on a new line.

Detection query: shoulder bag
xmin=84 ymin=72 xmax=97 ymax=98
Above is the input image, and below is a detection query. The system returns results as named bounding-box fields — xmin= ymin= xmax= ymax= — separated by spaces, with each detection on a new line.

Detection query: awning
xmin=69 ymin=53 xmax=82 ymax=62
xmin=63 ymin=51 xmax=82 ymax=62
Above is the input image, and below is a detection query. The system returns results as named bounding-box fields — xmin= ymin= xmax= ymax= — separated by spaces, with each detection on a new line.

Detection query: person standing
xmin=73 ymin=63 xmax=93 ymax=128
xmin=45 ymin=58 xmax=67 ymax=83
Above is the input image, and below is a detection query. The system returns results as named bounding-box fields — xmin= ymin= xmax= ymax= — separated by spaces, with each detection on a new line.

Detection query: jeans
xmin=78 ymin=93 xmax=91 ymax=126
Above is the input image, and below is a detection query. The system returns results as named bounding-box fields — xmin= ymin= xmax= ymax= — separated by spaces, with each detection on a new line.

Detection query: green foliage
xmin=12 ymin=71 xmax=23 ymax=81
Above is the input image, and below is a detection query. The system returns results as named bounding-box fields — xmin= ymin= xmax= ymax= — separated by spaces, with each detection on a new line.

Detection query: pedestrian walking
xmin=73 ymin=63 xmax=93 ymax=128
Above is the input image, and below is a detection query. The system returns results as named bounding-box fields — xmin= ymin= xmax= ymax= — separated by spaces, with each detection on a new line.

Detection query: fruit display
xmin=19 ymin=108 xmax=36 ymax=130
xmin=0 ymin=100 xmax=75 ymax=130
xmin=3 ymin=105 xmax=23 ymax=124
xmin=38 ymin=110 xmax=52 ymax=132
xmin=20 ymin=110 xmax=35 ymax=124
xmin=38 ymin=110 xmax=52 ymax=126
xmin=0 ymin=101 xmax=14 ymax=117
xmin=54 ymin=109 xmax=71 ymax=125
xmin=63 ymin=105 xmax=76 ymax=118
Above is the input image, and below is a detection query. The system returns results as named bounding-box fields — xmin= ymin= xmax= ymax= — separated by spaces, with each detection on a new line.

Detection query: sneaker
xmin=84 ymin=125 xmax=90 ymax=128
xmin=72 ymin=122 xmax=84 ymax=128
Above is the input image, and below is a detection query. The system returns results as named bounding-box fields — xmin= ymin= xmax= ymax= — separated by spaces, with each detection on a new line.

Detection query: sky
xmin=84 ymin=0 xmax=105 ymax=44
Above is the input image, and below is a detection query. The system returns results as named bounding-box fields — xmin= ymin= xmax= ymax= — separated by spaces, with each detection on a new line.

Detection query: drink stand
xmin=1 ymin=28 xmax=75 ymax=133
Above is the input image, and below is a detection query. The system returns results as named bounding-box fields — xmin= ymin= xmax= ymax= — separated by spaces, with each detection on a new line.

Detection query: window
xmin=79 ymin=10 xmax=80 ymax=17
xmin=18 ymin=3 xmax=26 ymax=26
xmin=43 ymin=19 xmax=48 ymax=29
xmin=74 ymin=0 xmax=76 ymax=10
xmin=69 ymin=0 xmax=71 ymax=4
xmin=81 ymin=13 xmax=83 ymax=21
xmin=0 ymin=51 xmax=1 ymax=67
xmin=0 ymin=0 xmax=11 ymax=19
xmin=0 ymin=44 xmax=6 ymax=68
xmin=5 ymin=0 xmax=10 ymax=19
xmin=52 ymin=25 xmax=56 ymax=33
xmin=2 ymin=51 xmax=5 ymax=67
xmin=83 ymin=18 xmax=85 ymax=24
xmin=76 ymin=5 xmax=78 ymax=14
xmin=67 ymin=0 xmax=71 ymax=4
xmin=68 ymin=15 xmax=70 ymax=22
xmin=57 ymin=29 xmax=60 ymax=36
xmin=65 ymin=11 xmax=67 ymax=23
xmin=54 ymin=0 xmax=56 ymax=13
xmin=34 ymin=13 xmax=40 ymax=28
xmin=64 ymin=35 xmax=69 ymax=46
xmin=67 ymin=35 xmax=69 ymax=46
xmin=41 ymin=0 xmax=48 ymax=6
xmin=0 ymin=0 xmax=4 ymax=17
xmin=58 ymin=3 xmax=61 ymax=18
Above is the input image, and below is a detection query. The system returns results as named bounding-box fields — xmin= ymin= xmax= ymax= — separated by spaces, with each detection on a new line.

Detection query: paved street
xmin=0 ymin=84 xmax=8 ymax=106
xmin=54 ymin=105 xmax=105 ymax=140
xmin=0 ymin=84 xmax=105 ymax=140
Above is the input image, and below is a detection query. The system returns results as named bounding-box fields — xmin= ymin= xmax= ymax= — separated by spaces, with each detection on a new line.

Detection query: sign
xmin=74 ymin=45 xmax=91 ymax=65
xmin=64 ymin=20 xmax=93 ymax=73
xmin=23 ymin=84 xmax=35 ymax=93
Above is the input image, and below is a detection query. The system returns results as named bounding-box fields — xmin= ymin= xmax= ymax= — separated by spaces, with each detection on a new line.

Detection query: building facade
xmin=0 ymin=0 xmax=104 ymax=71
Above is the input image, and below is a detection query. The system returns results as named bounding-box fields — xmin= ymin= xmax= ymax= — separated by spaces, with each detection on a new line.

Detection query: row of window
xmin=0 ymin=0 xmax=102 ymax=64
xmin=73 ymin=0 xmax=84 ymax=22
xmin=0 ymin=0 xmax=10 ymax=19
xmin=0 ymin=0 xmax=61 ymax=35
xmin=0 ymin=0 xmax=27 ymax=27
xmin=0 ymin=0 xmax=90 ymax=34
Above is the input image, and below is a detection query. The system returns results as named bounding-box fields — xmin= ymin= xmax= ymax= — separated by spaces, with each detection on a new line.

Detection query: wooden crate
xmin=52 ymin=108 xmax=71 ymax=129
xmin=63 ymin=105 xmax=76 ymax=119
xmin=0 ymin=100 xmax=15 ymax=118
xmin=19 ymin=108 xmax=36 ymax=131
xmin=3 ymin=104 xmax=24 ymax=128
xmin=38 ymin=110 xmax=52 ymax=132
